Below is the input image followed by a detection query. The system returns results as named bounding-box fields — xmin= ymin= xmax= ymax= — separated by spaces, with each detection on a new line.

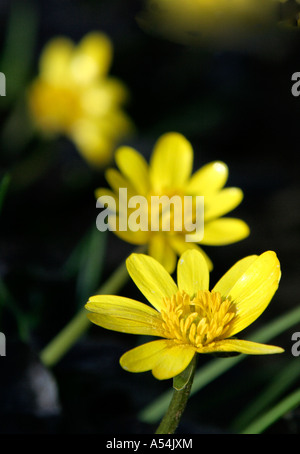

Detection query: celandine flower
xmin=85 ymin=249 xmax=284 ymax=380
xmin=96 ymin=132 xmax=249 ymax=273
xmin=28 ymin=32 xmax=133 ymax=167
xmin=139 ymin=0 xmax=278 ymax=48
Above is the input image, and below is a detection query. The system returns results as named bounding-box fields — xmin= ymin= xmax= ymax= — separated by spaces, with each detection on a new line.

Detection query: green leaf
xmin=0 ymin=174 xmax=10 ymax=214
xmin=76 ymin=228 xmax=107 ymax=304
xmin=241 ymin=388 xmax=300 ymax=434
xmin=0 ymin=1 xmax=37 ymax=105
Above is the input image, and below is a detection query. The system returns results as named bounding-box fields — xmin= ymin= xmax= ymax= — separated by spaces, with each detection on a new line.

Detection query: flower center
xmin=160 ymin=290 xmax=236 ymax=348
xmin=30 ymin=82 xmax=82 ymax=133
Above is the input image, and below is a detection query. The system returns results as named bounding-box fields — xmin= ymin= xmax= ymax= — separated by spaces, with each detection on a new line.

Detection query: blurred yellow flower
xmin=139 ymin=0 xmax=279 ymax=48
xmin=28 ymin=32 xmax=133 ymax=167
xmin=86 ymin=249 xmax=283 ymax=380
xmin=96 ymin=132 xmax=250 ymax=273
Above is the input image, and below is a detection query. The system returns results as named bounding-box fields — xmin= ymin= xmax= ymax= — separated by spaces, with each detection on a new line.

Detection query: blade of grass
xmin=0 ymin=1 xmax=37 ymax=105
xmin=0 ymin=279 xmax=30 ymax=342
xmin=75 ymin=228 xmax=107 ymax=305
xmin=241 ymin=388 xmax=300 ymax=434
xmin=231 ymin=359 xmax=300 ymax=432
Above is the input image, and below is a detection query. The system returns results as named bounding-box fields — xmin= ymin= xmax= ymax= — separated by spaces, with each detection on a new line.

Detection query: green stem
xmin=40 ymin=255 xmax=131 ymax=367
xmin=155 ymin=355 xmax=197 ymax=434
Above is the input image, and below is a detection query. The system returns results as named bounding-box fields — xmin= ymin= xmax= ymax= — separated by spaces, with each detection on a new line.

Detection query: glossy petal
xmin=120 ymin=339 xmax=196 ymax=380
xmin=149 ymin=132 xmax=193 ymax=192
xmin=152 ymin=344 xmax=196 ymax=380
xmin=115 ymin=146 xmax=150 ymax=195
xmin=201 ymin=217 xmax=250 ymax=245
xmin=148 ymin=234 xmax=177 ymax=274
xmin=200 ymin=339 xmax=284 ymax=355
xmin=177 ymin=249 xmax=209 ymax=296
xmin=85 ymin=295 xmax=163 ymax=336
xmin=204 ymin=187 xmax=244 ymax=222
xmin=169 ymin=235 xmax=213 ymax=271
xmin=222 ymin=251 xmax=281 ymax=337
xmin=126 ymin=253 xmax=178 ymax=311
xmin=186 ymin=161 xmax=228 ymax=195
xmin=213 ymin=254 xmax=258 ymax=296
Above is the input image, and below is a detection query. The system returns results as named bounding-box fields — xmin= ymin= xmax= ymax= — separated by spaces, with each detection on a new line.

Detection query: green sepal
xmin=173 ymin=354 xmax=197 ymax=391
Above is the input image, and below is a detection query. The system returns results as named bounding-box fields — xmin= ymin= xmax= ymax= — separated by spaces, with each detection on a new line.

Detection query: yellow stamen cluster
xmin=160 ymin=290 xmax=236 ymax=349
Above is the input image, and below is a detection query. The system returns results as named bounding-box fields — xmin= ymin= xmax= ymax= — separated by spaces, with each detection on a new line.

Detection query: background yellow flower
xmin=96 ymin=132 xmax=250 ymax=273
xmin=139 ymin=0 xmax=281 ymax=49
xmin=27 ymin=32 xmax=133 ymax=167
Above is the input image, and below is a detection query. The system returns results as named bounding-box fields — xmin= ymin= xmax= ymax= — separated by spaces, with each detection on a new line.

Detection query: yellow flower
xmin=27 ymin=32 xmax=133 ymax=167
xmin=85 ymin=249 xmax=283 ymax=380
xmin=139 ymin=0 xmax=278 ymax=48
xmin=96 ymin=132 xmax=250 ymax=273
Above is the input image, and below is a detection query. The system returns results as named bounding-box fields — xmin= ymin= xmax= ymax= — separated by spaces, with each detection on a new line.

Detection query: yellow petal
xmin=120 ymin=340 xmax=169 ymax=373
xmin=223 ymin=251 xmax=281 ymax=337
xmin=95 ymin=187 xmax=119 ymax=207
xmin=186 ymin=161 xmax=228 ymax=195
xmin=201 ymin=218 xmax=250 ymax=245
xmin=148 ymin=234 xmax=177 ymax=274
xmin=105 ymin=168 xmax=137 ymax=200
xmin=39 ymin=37 xmax=74 ymax=85
xmin=70 ymin=119 xmax=114 ymax=167
xmin=85 ymin=295 xmax=163 ymax=336
xmin=126 ymin=253 xmax=178 ymax=311
xmin=71 ymin=32 xmax=112 ymax=84
xmin=120 ymin=339 xmax=195 ymax=380
xmin=213 ymin=254 xmax=258 ymax=296
xmin=149 ymin=132 xmax=193 ymax=192
xmin=204 ymin=187 xmax=244 ymax=222
xmin=200 ymin=339 xmax=284 ymax=355
xmin=80 ymin=79 xmax=128 ymax=117
xmin=152 ymin=344 xmax=196 ymax=380
xmin=113 ymin=224 xmax=150 ymax=245
xmin=177 ymin=249 xmax=209 ymax=296
xmin=115 ymin=146 xmax=150 ymax=195
xmin=169 ymin=235 xmax=213 ymax=271
xmin=96 ymin=189 xmax=149 ymax=241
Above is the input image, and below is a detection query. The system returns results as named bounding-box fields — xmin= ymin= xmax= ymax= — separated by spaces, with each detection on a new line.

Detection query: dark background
xmin=0 ymin=0 xmax=300 ymax=434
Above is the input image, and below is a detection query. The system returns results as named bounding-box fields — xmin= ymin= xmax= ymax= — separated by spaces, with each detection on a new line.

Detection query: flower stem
xmin=40 ymin=254 xmax=131 ymax=368
xmin=155 ymin=355 xmax=197 ymax=434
